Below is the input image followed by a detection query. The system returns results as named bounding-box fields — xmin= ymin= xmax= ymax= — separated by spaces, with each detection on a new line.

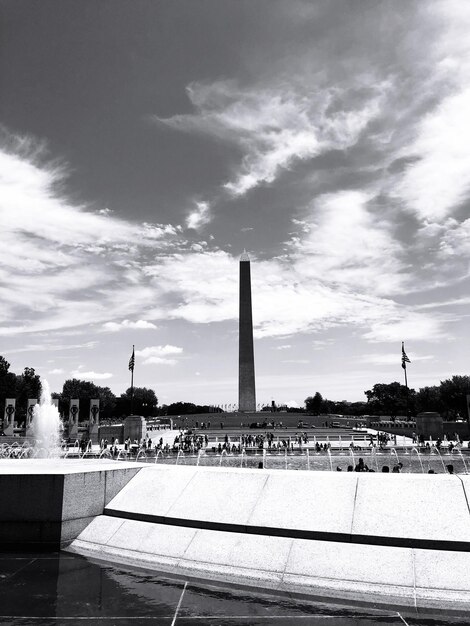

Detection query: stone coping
xmin=0 ymin=459 xmax=148 ymax=474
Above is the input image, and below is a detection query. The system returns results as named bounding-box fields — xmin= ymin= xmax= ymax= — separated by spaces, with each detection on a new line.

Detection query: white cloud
xmin=136 ymin=345 xmax=183 ymax=366
xmin=294 ymin=191 xmax=405 ymax=296
xmin=360 ymin=353 xmax=434 ymax=366
xmin=142 ymin=356 xmax=178 ymax=366
xmin=0 ymin=129 xmax=181 ymax=336
xmin=0 ymin=126 xmax=454 ymax=350
xmin=417 ymin=296 xmax=470 ymax=310
xmin=145 ymin=248 xmax=446 ymax=342
xmin=394 ymin=88 xmax=470 ymax=221
xmin=275 ymin=344 xmax=291 ymax=350
xmin=285 ymin=400 xmax=300 ymax=408
xmin=48 ymin=368 xmax=64 ymax=375
xmin=364 ymin=314 xmax=450 ymax=343
xmin=136 ymin=345 xmax=183 ymax=358
xmin=3 ymin=341 xmax=97 ymax=354
xmin=157 ymin=79 xmax=385 ymax=196
xmin=102 ymin=320 xmax=157 ymax=332
xmin=186 ymin=201 xmax=211 ymax=230
xmin=70 ymin=370 xmax=113 ymax=380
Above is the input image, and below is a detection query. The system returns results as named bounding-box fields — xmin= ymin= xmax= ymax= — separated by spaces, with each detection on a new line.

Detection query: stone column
xmin=3 ymin=399 xmax=16 ymax=436
xmin=238 ymin=251 xmax=256 ymax=412
xmin=69 ymin=399 xmax=79 ymax=440
xmin=89 ymin=399 xmax=100 ymax=444
xmin=26 ymin=399 xmax=38 ymax=437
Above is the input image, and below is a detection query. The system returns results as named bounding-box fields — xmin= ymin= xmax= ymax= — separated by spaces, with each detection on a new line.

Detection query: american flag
xmin=401 ymin=342 xmax=410 ymax=369
xmin=128 ymin=346 xmax=135 ymax=371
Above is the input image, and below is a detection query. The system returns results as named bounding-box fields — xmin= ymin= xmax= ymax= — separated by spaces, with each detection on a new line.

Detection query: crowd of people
xmin=84 ymin=428 xmax=468 ymax=476
xmin=335 ymin=456 xmax=456 ymax=474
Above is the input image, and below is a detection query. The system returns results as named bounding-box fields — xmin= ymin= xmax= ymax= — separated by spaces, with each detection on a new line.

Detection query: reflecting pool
xmin=0 ymin=552 xmax=467 ymax=625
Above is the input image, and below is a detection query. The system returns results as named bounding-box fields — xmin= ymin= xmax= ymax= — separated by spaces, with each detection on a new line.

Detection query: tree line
xmin=305 ymin=376 xmax=470 ymax=420
xmin=0 ymin=356 xmax=221 ymax=425
xmin=2 ymin=355 xmax=469 ymax=424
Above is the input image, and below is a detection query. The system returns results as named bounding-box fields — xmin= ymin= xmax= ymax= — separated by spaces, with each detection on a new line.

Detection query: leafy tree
xmin=364 ymin=382 xmax=416 ymax=417
xmin=305 ymin=392 xmax=324 ymax=414
xmin=415 ymin=386 xmax=443 ymax=414
xmin=160 ymin=402 xmax=220 ymax=416
xmin=15 ymin=367 xmax=42 ymax=426
xmin=0 ymin=358 xmax=42 ymax=428
xmin=439 ymin=376 xmax=470 ymax=420
xmin=0 ymin=356 xmax=10 ymax=377
xmin=118 ymin=387 xmax=158 ymax=417
xmin=329 ymin=400 xmax=369 ymax=416
xmin=61 ymin=379 xmax=116 ymax=421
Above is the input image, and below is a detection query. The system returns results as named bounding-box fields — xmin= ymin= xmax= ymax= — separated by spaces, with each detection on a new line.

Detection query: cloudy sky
xmin=1 ymin=0 xmax=470 ymax=407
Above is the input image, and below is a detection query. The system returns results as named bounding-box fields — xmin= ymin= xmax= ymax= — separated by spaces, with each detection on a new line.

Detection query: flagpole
xmin=130 ymin=345 xmax=135 ymax=415
xmin=402 ymin=341 xmax=409 ymax=419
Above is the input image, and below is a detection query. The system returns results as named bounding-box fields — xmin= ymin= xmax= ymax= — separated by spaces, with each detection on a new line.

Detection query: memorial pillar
xmin=3 ymin=399 xmax=16 ymax=436
xmin=69 ymin=399 xmax=79 ymax=440
xmin=26 ymin=399 xmax=38 ymax=437
xmin=89 ymin=399 xmax=100 ymax=444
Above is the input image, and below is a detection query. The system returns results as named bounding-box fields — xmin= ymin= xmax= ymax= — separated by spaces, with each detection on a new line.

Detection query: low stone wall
xmin=69 ymin=464 xmax=470 ymax=609
xmin=0 ymin=459 xmax=144 ymax=549
xmin=443 ymin=421 xmax=470 ymax=440
xmin=98 ymin=424 xmax=124 ymax=443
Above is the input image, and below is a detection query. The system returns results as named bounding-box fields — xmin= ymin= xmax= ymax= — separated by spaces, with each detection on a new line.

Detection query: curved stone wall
xmin=68 ymin=465 xmax=470 ymax=610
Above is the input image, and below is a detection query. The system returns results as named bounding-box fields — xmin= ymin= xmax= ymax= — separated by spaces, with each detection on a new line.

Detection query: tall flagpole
xmin=401 ymin=341 xmax=410 ymax=390
xmin=129 ymin=345 xmax=135 ymax=415
xmin=401 ymin=342 xmax=411 ymax=419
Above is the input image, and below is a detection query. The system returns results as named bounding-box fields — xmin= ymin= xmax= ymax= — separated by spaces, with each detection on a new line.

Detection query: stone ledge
xmin=0 ymin=460 xmax=146 ymax=549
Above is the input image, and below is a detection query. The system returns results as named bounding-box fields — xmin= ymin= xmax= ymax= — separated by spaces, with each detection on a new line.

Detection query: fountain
xmin=176 ymin=449 xmax=184 ymax=465
xmin=136 ymin=448 xmax=148 ymax=462
xmin=430 ymin=445 xmax=447 ymax=473
xmin=390 ymin=447 xmax=400 ymax=467
xmin=348 ymin=447 xmax=355 ymax=469
xmin=370 ymin=445 xmax=379 ymax=471
xmin=80 ymin=440 xmax=93 ymax=459
xmin=410 ymin=447 xmax=424 ymax=473
xmin=219 ymin=449 xmax=228 ymax=466
xmin=31 ymin=380 xmax=63 ymax=458
xmin=452 ymin=447 xmax=468 ymax=474
xmin=326 ymin=448 xmax=333 ymax=471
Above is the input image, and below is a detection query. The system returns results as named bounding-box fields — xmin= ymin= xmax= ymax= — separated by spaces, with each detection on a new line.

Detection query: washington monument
xmin=238 ymin=251 xmax=256 ymax=411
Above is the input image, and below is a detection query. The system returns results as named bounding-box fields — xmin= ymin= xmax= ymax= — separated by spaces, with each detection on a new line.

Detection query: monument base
xmin=123 ymin=415 xmax=147 ymax=442
xmin=416 ymin=412 xmax=443 ymax=439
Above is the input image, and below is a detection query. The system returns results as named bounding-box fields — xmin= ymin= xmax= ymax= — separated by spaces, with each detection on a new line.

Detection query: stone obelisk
xmin=239 ymin=251 xmax=256 ymax=412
